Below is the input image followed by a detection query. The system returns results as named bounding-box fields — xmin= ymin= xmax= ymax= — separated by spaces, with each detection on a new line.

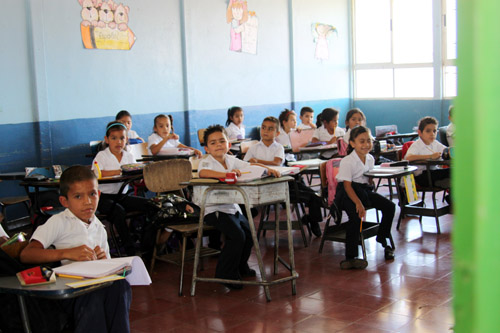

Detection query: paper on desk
xmin=158 ymin=148 xmax=193 ymax=156
xmin=237 ymin=165 xmax=268 ymax=183
xmin=271 ymin=166 xmax=301 ymax=176
xmin=299 ymin=143 xmax=337 ymax=151
xmin=54 ymin=256 xmax=151 ymax=286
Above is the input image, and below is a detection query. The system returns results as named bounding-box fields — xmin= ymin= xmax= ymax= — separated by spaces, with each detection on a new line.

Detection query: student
xmin=20 ymin=166 xmax=131 ymax=332
xmin=148 ymin=114 xmax=202 ymax=157
xmin=446 ymin=105 xmax=455 ymax=147
xmin=116 ymin=110 xmax=144 ymax=143
xmin=312 ymin=108 xmax=346 ymax=159
xmin=225 ymin=106 xmax=246 ymax=140
xmin=297 ymin=107 xmax=317 ymax=130
xmin=244 ymin=117 xmax=324 ymax=237
xmin=343 ymin=108 xmax=366 ymax=143
xmin=405 ymin=116 xmax=450 ymax=190
xmin=93 ymin=121 xmax=151 ymax=256
xmin=335 ymin=126 xmax=396 ymax=270
xmin=198 ymin=125 xmax=280 ymax=289
xmin=276 ymin=109 xmax=299 ymax=162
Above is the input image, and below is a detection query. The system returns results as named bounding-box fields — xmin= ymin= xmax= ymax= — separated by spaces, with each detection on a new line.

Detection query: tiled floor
xmin=129 ymin=184 xmax=454 ymax=332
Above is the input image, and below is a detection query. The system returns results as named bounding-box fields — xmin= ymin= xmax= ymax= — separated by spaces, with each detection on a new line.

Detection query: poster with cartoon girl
xmin=226 ymin=0 xmax=258 ymax=54
xmin=312 ymin=23 xmax=337 ymax=61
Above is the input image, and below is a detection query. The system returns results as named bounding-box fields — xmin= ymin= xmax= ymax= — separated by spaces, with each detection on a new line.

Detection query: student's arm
xmin=101 ymin=169 xmax=121 ymax=177
xmin=247 ymin=157 xmax=283 ymax=166
xmin=149 ymin=136 xmax=169 ymax=155
xmin=199 ymin=169 xmax=237 ymax=178
xmin=326 ymin=135 xmax=338 ymax=145
xmin=343 ymin=181 xmax=365 ymax=219
xmin=406 ymin=152 xmax=440 ymax=161
xmin=20 ymin=240 xmax=98 ymax=264
xmin=178 ymin=143 xmax=202 ymax=157
xmin=250 ymin=163 xmax=281 ymax=177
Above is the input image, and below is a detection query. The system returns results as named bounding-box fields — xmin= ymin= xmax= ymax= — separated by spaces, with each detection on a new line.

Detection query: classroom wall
xmin=0 ymin=0 xmax=351 ymax=204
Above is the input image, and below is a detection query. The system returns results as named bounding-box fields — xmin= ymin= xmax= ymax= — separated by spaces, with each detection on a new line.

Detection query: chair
xmin=127 ymin=142 xmax=148 ymax=161
xmin=197 ymin=128 xmax=207 ymax=146
xmin=398 ymin=141 xmax=450 ymax=234
xmin=0 ymin=180 xmax=31 ymax=233
xmin=318 ymin=161 xmax=391 ymax=260
xmin=144 ymin=159 xmax=219 ymax=295
xmin=439 ymin=126 xmax=449 ymax=146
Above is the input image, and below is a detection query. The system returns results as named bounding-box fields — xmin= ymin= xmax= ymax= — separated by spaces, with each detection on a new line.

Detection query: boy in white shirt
xmin=406 ymin=116 xmax=450 ymax=191
xmin=244 ymin=117 xmax=324 ymax=237
xmin=20 ymin=166 xmax=131 ymax=332
xmin=297 ymin=107 xmax=317 ymax=130
xmin=199 ymin=125 xmax=280 ymax=290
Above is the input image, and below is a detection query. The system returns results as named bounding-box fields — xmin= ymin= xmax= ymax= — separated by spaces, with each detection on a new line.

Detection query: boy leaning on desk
xmin=18 ymin=166 xmax=131 ymax=333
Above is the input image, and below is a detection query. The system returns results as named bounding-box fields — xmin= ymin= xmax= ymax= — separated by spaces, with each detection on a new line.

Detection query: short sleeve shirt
xmin=244 ymin=141 xmax=285 ymax=166
xmin=30 ymin=209 xmax=110 ymax=265
xmin=92 ymin=148 xmax=136 ymax=194
xmin=225 ymin=123 xmax=245 ymax=140
xmin=297 ymin=124 xmax=313 ymax=130
xmin=198 ymin=154 xmax=250 ymax=216
xmin=336 ymin=150 xmax=374 ymax=184
xmin=313 ymin=126 xmax=346 ymax=158
xmin=406 ymin=138 xmax=446 ymax=175
xmin=147 ymin=133 xmax=180 ymax=153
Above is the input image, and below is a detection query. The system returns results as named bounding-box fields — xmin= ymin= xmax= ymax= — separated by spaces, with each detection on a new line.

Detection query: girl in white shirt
xmin=225 ymin=106 xmax=246 ymax=140
xmin=148 ymin=115 xmax=201 ymax=157
xmin=312 ymin=108 xmax=346 ymax=159
xmin=343 ymin=108 xmax=366 ymax=144
xmin=335 ymin=126 xmax=395 ymax=270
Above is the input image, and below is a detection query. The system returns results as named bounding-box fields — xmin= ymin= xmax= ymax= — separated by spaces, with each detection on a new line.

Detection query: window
xmin=353 ymin=0 xmax=457 ymax=99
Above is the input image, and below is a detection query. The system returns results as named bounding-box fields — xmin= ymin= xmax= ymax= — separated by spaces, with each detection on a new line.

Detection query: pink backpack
xmin=325 ymin=158 xmax=342 ymax=206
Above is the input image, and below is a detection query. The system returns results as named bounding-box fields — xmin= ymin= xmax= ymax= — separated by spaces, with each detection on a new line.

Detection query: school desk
xmin=364 ymin=166 xmax=418 ymax=201
xmin=0 ymin=275 xmax=113 ymax=333
xmin=187 ymin=176 xmax=298 ymax=302
xmin=0 ymin=172 xmax=26 ymax=181
xmin=397 ymin=159 xmax=451 ymax=234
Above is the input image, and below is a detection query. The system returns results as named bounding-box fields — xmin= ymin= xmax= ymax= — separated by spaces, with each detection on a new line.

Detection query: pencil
xmin=425 ymin=146 xmax=435 ymax=153
xmin=241 ymin=171 xmax=251 ymax=174
xmin=57 ymin=273 xmax=84 ymax=280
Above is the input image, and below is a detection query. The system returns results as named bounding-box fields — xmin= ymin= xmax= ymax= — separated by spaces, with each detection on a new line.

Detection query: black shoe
xmin=309 ymin=220 xmax=322 ymax=237
xmin=376 ymin=236 xmax=388 ymax=248
xmin=222 ymin=282 xmax=243 ymax=290
xmin=340 ymin=258 xmax=368 ymax=270
xmin=384 ymin=246 xmax=395 ymax=260
xmin=239 ymin=267 xmax=257 ymax=278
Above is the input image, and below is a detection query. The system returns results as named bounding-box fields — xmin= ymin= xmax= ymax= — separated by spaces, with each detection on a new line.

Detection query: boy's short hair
xmin=262 ymin=116 xmax=279 ymax=131
xmin=60 ymin=166 xmax=97 ymax=197
xmin=300 ymin=107 xmax=314 ymax=116
xmin=115 ymin=110 xmax=131 ymax=120
xmin=418 ymin=116 xmax=439 ymax=132
xmin=105 ymin=121 xmax=128 ymax=137
xmin=203 ymin=124 xmax=227 ymax=145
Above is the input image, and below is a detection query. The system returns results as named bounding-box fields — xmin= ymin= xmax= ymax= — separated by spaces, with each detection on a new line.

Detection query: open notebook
xmin=53 ymin=256 xmax=151 ymax=285
xmin=235 ymin=165 xmax=300 ymax=183
xmin=158 ymin=148 xmax=193 ymax=156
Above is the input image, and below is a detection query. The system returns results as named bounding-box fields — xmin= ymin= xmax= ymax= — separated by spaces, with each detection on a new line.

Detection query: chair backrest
xmin=89 ymin=140 xmax=103 ymax=155
xmin=375 ymin=124 xmax=398 ymax=138
xmin=290 ymin=128 xmax=315 ymax=153
xmin=401 ymin=141 xmax=415 ymax=160
xmin=438 ymin=126 xmax=449 ymax=146
xmin=143 ymin=159 xmax=192 ymax=194
xmin=240 ymin=140 xmax=259 ymax=154
xmin=198 ymin=128 xmax=207 ymax=146
xmin=128 ymin=142 xmax=148 ymax=160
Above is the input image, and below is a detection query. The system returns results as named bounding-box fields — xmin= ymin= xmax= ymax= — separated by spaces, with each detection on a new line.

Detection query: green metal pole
xmin=454 ymin=0 xmax=500 ymax=332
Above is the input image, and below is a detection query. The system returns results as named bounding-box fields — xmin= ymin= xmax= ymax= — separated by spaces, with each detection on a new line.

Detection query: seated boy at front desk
xmin=198 ymin=125 xmax=280 ymax=290
xmin=20 ymin=166 xmax=131 ymax=333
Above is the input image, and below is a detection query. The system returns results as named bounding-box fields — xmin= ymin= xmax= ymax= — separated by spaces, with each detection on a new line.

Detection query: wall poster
xmin=226 ymin=0 xmax=258 ymax=55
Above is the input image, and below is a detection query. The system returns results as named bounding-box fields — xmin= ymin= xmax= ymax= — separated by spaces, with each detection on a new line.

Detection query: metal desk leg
xmin=243 ymin=195 xmax=272 ymax=302
xmin=274 ymin=203 xmax=280 ymax=275
xmin=285 ymin=195 xmax=297 ymax=295
xmin=18 ymin=295 xmax=31 ymax=333
xmin=190 ymin=189 xmax=208 ymax=297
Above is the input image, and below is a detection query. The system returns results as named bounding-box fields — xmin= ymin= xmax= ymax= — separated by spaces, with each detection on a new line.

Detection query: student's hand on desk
xmin=65 ymin=245 xmax=98 ymax=261
xmin=431 ymin=151 xmax=441 ymax=159
xmin=268 ymin=168 xmax=281 ymax=177
xmin=193 ymin=149 xmax=202 ymax=158
xmin=248 ymin=158 xmax=258 ymax=163
xmin=231 ymin=169 xmax=242 ymax=177
xmin=94 ymin=246 xmax=107 ymax=260
xmin=328 ymin=136 xmax=337 ymax=144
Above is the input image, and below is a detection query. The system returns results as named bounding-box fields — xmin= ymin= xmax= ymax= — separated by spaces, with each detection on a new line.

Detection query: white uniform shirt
xmin=313 ymin=126 xmax=346 ymax=158
xmin=198 ymin=154 xmax=250 ymax=216
xmin=406 ymin=138 xmax=446 ymax=176
xmin=92 ymin=148 xmax=136 ymax=194
xmin=30 ymin=209 xmax=110 ymax=265
xmin=446 ymin=123 xmax=455 ymax=147
xmin=147 ymin=133 xmax=180 ymax=154
xmin=343 ymin=128 xmax=352 ymax=143
xmin=244 ymin=141 xmax=285 ymax=166
xmin=297 ymin=123 xmax=314 ymax=130
xmin=275 ymin=128 xmax=296 ymax=162
xmin=336 ymin=150 xmax=374 ymax=184
xmin=225 ymin=123 xmax=245 ymax=140
xmin=128 ymin=129 xmax=139 ymax=139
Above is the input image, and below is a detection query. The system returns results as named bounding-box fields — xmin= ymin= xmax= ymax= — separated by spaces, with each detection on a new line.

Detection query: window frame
xmin=351 ymin=0 xmax=457 ymax=100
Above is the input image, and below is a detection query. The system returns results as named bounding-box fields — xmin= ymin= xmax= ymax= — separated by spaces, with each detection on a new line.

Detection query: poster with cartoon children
xmin=226 ymin=0 xmax=258 ymax=55
xmin=78 ymin=0 xmax=136 ymax=50
xmin=312 ymin=23 xmax=337 ymax=61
